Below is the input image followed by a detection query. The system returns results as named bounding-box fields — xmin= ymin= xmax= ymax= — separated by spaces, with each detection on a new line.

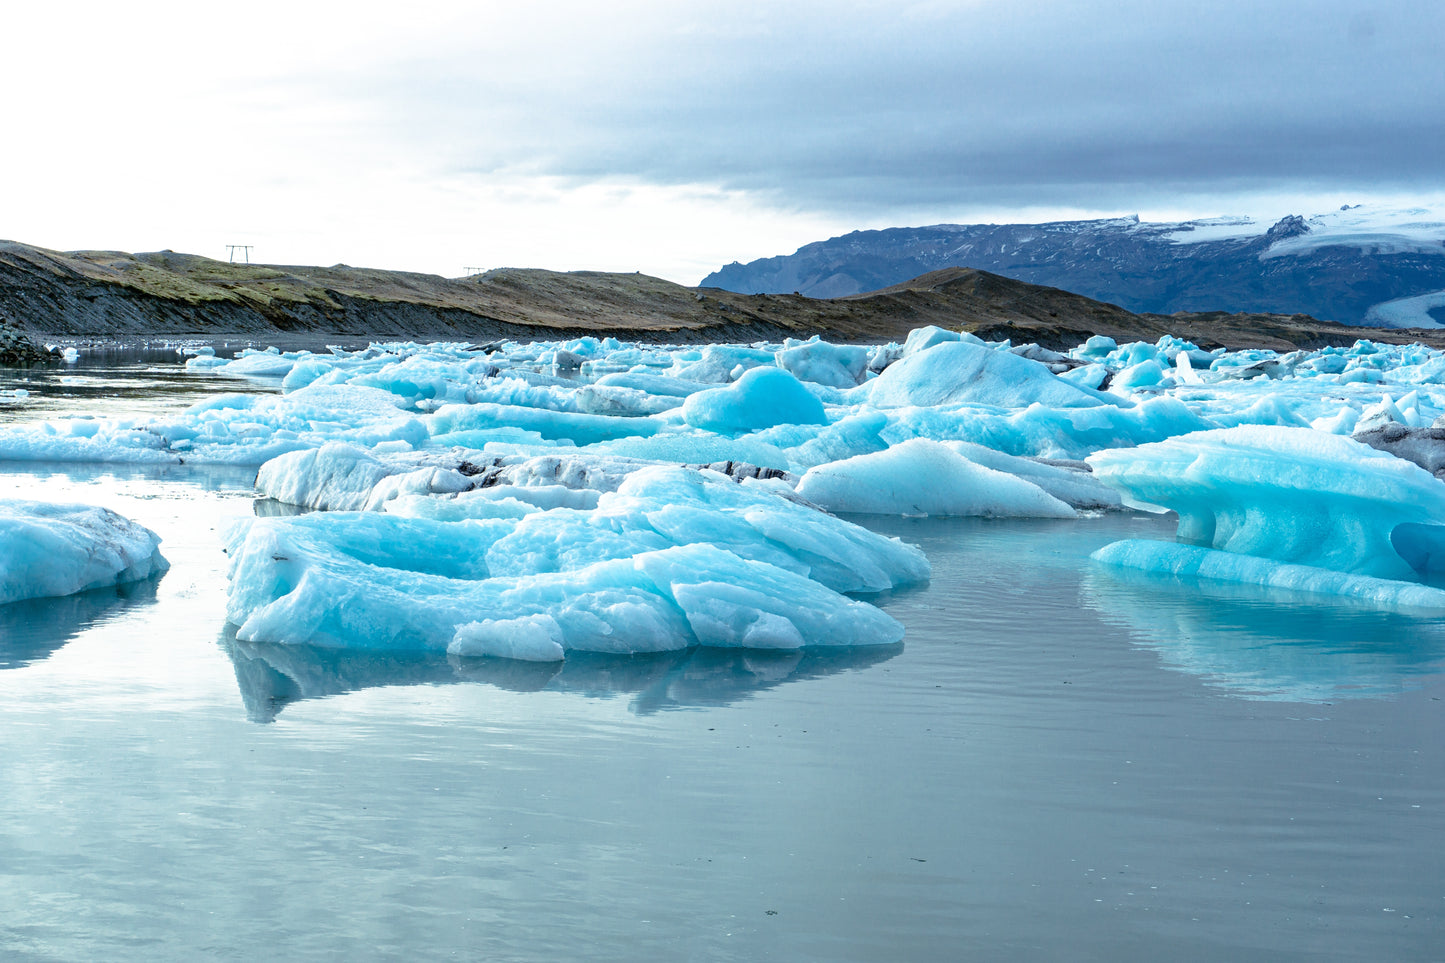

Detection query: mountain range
xmin=702 ymin=205 xmax=1445 ymax=328
xmin=5 ymin=240 xmax=1443 ymax=353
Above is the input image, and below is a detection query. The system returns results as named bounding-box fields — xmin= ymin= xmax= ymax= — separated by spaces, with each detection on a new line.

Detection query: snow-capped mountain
xmin=702 ymin=205 xmax=1445 ymax=327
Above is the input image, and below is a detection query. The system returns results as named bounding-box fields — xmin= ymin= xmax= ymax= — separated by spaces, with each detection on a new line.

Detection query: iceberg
xmin=0 ymin=500 xmax=169 ymax=604
xmin=774 ymin=337 xmax=871 ymax=388
xmin=854 ymin=340 xmax=1110 ymax=409
xmin=16 ymin=325 xmax=1445 ymax=660
xmin=224 ymin=524 xmax=911 ymax=656
xmin=795 ymin=439 xmax=1076 ymax=517
xmin=1092 ymin=540 xmax=1445 ymax=613
xmin=1087 ymin=425 xmax=1445 ymax=582
xmin=941 ymin=441 xmax=1123 ymax=511
xmin=224 ymin=464 xmax=928 ymax=655
xmin=681 ymin=365 xmax=828 ymax=433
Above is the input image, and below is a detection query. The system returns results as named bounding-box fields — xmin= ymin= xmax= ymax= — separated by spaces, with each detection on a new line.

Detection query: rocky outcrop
xmin=1262 ymin=214 xmax=1310 ymax=244
xmin=0 ymin=317 xmax=55 ymax=366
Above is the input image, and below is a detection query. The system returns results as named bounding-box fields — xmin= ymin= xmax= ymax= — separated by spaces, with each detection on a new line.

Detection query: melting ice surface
xmin=6 ymin=329 xmax=1445 ymax=657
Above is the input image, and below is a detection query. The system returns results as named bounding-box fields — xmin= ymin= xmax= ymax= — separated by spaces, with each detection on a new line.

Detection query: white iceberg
xmin=795 ymin=439 xmax=1075 ymax=517
xmin=774 ymin=337 xmax=871 ymax=388
xmin=856 ymin=340 xmax=1109 ymax=409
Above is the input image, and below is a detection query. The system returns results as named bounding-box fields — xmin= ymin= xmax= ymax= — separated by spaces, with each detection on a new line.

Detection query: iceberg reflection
xmin=1082 ymin=566 xmax=1445 ymax=701
xmin=0 ymin=578 xmax=162 ymax=669
xmin=221 ymin=625 xmax=902 ymax=722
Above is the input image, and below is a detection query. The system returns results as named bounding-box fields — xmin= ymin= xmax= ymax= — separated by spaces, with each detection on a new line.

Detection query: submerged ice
xmin=9 ymin=326 xmax=1445 ymax=654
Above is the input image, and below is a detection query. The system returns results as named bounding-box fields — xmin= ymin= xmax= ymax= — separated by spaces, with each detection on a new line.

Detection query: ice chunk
xmin=256 ymin=444 xmax=659 ymax=511
xmin=1058 ymin=363 xmax=1110 ymax=391
xmin=671 ymin=344 xmax=776 ymax=383
xmin=256 ymin=442 xmax=400 ymax=510
xmin=942 ymin=441 xmax=1123 ymax=510
xmin=875 ymin=394 xmax=1211 ymax=461
xmin=1354 ymin=423 xmax=1445 ymax=478
xmin=775 ymin=337 xmax=871 ymax=388
xmin=855 ymin=340 xmax=1109 ymax=409
xmin=901 ymin=325 xmax=985 ymax=357
xmin=1072 ymin=335 xmax=1118 ymax=362
xmin=227 ymin=457 xmax=928 ymax=657
xmin=1087 ymin=426 xmax=1445 ymax=580
xmin=795 ymin=439 xmax=1075 ymax=517
xmin=681 ymin=365 xmax=828 ymax=433
xmin=0 ymin=500 xmax=168 ymax=604
xmin=1112 ymin=359 xmax=1169 ymax=389
xmin=450 ymin=615 xmax=566 ymax=662
xmin=482 ymin=465 xmax=930 ymax=594
xmin=428 ymin=402 xmax=661 ymax=446
xmin=594 ymin=371 xmax=711 ymax=398
xmin=574 ymin=384 xmax=684 ymax=416
xmin=214 ymin=347 xmax=302 ymax=380
xmin=1092 ymin=539 xmax=1445 ymax=613
xmin=223 ymin=513 xmax=906 ymax=654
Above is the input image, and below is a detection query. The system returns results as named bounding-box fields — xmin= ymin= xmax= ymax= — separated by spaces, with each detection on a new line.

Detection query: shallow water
xmin=0 ymin=347 xmax=282 ymax=426
xmin=1 ymin=368 xmax=1443 ymax=961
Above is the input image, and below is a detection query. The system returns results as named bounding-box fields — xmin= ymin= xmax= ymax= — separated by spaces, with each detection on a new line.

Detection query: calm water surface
xmin=0 ymin=360 xmax=1442 ymax=961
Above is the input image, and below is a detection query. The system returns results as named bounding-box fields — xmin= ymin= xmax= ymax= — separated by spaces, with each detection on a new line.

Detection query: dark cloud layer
xmin=343 ymin=0 xmax=1445 ymax=214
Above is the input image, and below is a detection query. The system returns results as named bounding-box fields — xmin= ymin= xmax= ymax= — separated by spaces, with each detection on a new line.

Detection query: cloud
xmin=338 ymin=0 xmax=1445 ymax=213
xmin=3 ymin=0 xmax=1442 ymax=279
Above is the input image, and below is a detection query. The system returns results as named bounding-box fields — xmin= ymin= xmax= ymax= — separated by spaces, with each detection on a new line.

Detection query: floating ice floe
xmin=1087 ymin=425 xmax=1445 ymax=604
xmin=1087 ymin=426 xmax=1445 ymax=579
xmin=0 ymin=500 xmax=168 ymax=604
xmin=10 ymin=328 xmax=1445 ymax=655
xmin=1091 ymin=540 xmax=1445 ymax=612
xmin=795 ymin=439 xmax=1076 ymax=517
xmin=224 ymin=464 xmax=929 ymax=658
xmin=854 ymin=339 xmax=1110 ymax=409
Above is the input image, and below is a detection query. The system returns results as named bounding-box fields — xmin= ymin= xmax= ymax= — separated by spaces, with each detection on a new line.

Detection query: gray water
xmin=0 ymin=362 xmax=1442 ymax=961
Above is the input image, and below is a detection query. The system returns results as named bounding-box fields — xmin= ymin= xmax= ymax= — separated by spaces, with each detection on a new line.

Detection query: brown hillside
xmin=2 ymin=241 xmax=1442 ymax=351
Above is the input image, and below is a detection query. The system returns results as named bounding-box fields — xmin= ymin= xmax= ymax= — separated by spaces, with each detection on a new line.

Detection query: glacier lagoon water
xmin=2 ymin=354 xmax=1445 ymax=960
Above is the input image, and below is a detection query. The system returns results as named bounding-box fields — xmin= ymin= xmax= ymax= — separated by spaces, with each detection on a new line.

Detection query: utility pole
xmin=463 ymin=266 xmax=485 ymax=277
xmin=226 ymin=245 xmax=253 ymax=264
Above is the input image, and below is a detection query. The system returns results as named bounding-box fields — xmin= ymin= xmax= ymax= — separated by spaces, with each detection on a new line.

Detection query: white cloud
xmin=3 ymin=0 xmax=1442 ymax=282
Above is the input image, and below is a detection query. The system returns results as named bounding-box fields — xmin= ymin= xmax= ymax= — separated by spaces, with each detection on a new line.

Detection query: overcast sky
xmin=3 ymin=0 xmax=1441 ymax=282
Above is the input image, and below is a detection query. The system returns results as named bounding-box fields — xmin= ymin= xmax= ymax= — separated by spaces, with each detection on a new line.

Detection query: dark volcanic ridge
xmin=4 ymin=240 xmax=1445 ymax=354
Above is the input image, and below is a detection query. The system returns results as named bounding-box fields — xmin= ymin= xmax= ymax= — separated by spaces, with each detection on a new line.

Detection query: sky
xmin=3 ymin=0 xmax=1442 ymax=283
